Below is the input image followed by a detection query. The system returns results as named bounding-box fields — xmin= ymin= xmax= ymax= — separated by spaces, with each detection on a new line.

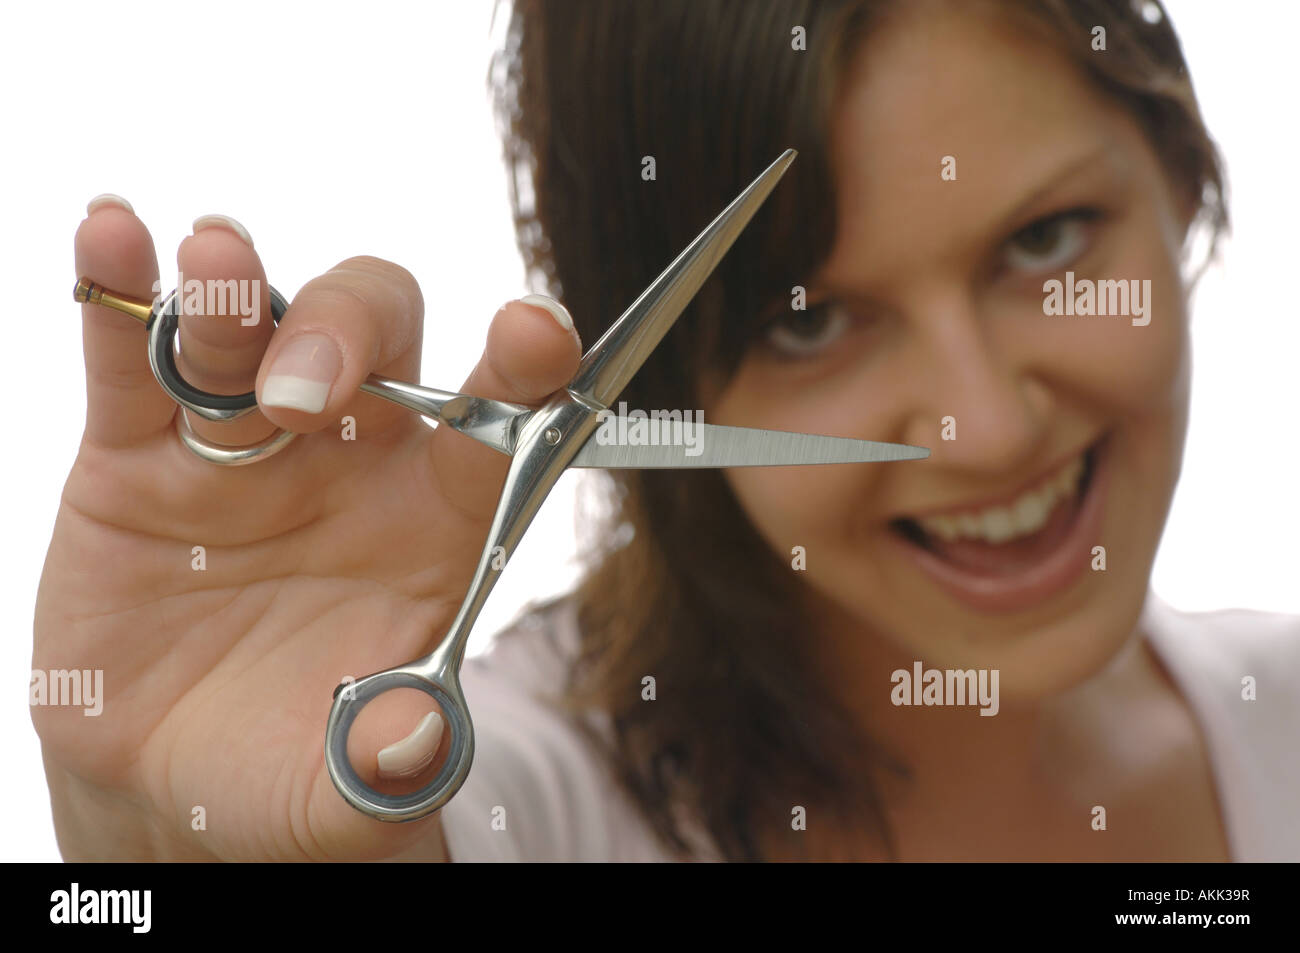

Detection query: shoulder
xmin=1142 ymin=593 xmax=1300 ymax=861
xmin=1144 ymin=594 xmax=1300 ymax=696
xmin=439 ymin=598 xmax=678 ymax=862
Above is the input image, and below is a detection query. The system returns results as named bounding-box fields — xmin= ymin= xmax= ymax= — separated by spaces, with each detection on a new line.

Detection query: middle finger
xmin=174 ymin=215 xmax=278 ymax=448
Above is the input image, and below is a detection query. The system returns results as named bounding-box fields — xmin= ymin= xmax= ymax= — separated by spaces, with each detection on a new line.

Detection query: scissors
xmin=74 ymin=148 xmax=929 ymax=823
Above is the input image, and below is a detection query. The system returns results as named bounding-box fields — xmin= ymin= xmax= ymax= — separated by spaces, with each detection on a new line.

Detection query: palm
xmin=36 ymin=409 xmax=491 ymax=859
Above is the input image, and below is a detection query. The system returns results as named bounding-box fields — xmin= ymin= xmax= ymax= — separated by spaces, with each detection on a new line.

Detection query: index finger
xmin=254 ymin=256 xmax=426 ymax=435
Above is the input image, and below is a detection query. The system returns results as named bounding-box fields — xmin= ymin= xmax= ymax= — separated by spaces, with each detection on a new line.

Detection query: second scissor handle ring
xmin=149 ymin=284 xmax=298 ymax=464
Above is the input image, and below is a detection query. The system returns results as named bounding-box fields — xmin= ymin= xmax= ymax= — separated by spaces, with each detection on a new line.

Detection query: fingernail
xmin=86 ymin=193 xmax=134 ymax=216
xmin=377 ymin=711 xmax=443 ymax=780
xmin=261 ymin=333 xmax=342 ymax=413
xmin=520 ymin=293 xmax=574 ymax=332
xmin=192 ymin=213 xmax=255 ymax=249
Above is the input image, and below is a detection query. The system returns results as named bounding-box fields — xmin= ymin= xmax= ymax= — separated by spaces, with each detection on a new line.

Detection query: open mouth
xmin=888 ymin=438 xmax=1107 ymax=612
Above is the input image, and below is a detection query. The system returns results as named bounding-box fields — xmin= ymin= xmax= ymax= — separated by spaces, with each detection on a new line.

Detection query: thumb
xmin=429 ymin=295 xmax=581 ymax=517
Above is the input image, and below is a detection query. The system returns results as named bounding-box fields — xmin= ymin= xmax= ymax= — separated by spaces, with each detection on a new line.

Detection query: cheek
xmin=724 ymin=464 xmax=865 ymax=559
xmin=713 ymin=364 xmax=898 ymax=557
xmin=983 ymin=217 xmax=1191 ymax=508
xmin=1050 ymin=219 xmax=1190 ymax=417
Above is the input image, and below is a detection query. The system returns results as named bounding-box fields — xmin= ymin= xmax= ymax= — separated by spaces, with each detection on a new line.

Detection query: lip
xmin=888 ymin=436 xmax=1109 ymax=613
xmin=892 ymin=445 xmax=1090 ymax=522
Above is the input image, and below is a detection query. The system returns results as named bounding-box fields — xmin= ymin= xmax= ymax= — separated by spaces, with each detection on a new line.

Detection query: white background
xmin=0 ymin=0 xmax=1294 ymax=861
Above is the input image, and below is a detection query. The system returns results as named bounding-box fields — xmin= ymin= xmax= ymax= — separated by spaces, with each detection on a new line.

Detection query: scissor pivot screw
xmin=544 ymin=427 xmax=561 ymax=445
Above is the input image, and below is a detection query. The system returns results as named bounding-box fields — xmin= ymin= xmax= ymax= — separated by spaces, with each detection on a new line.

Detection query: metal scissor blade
xmin=567 ymin=149 xmax=798 ymax=410
xmin=360 ymin=375 xmax=534 ymax=456
xmin=568 ymin=420 xmax=930 ymax=468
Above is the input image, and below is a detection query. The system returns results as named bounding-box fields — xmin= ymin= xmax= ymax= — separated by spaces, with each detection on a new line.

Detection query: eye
xmin=763 ymin=302 xmax=852 ymax=358
xmin=1002 ymin=208 xmax=1100 ymax=274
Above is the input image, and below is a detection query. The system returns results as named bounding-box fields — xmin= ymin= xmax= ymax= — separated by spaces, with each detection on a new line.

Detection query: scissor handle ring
xmin=174 ymin=407 xmax=298 ymax=466
xmin=324 ymin=669 xmax=474 ymax=823
xmin=148 ymin=285 xmax=291 ymax=423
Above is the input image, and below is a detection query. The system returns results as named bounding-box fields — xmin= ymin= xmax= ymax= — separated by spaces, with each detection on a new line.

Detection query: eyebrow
xmin=994 ymin=143 xmax=1114 ymax=232
xmin=807 ymin=142 xmax=1117 ymax=299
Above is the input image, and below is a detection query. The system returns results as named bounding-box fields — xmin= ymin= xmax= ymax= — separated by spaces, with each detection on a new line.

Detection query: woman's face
xmin=711 ymin=5 xmax=1193 ymax=699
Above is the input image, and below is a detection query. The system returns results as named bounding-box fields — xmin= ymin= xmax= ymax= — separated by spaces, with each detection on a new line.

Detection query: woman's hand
xmin=32 ymin=201 xmax=581 ymax=861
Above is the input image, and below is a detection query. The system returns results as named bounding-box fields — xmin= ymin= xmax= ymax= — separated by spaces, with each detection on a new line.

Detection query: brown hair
xmin=488 ymin=0 xmax=1227 ymax=861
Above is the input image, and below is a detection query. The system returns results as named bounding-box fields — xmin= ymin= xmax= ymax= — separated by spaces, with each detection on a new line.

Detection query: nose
xmin=901 ymin=289 xmax=1049 ymax=475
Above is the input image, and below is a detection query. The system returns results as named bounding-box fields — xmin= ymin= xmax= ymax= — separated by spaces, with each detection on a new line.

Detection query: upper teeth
xmin=915 ymin=455 xmax=1085 ymax=544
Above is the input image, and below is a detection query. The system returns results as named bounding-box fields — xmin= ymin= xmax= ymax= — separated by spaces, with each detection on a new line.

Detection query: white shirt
xmin=1141 ymin=596 xmax=1300 ymax=861
xmin=440 ymin=592 xmax=1300 ymax=862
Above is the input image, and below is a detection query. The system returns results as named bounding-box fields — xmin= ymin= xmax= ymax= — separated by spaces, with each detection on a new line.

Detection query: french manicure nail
xmin=261 ymin=333 xmax=342 ymax=413
xmin=86 ymin=193 xmax=135 ymax=216
xmin=377 ymin=711 xmax=443 ymax=779
xmin=192 ymin=213 xmax=254 ymax=249
xmin=520 ymin=293 xmax=575 ymax=332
